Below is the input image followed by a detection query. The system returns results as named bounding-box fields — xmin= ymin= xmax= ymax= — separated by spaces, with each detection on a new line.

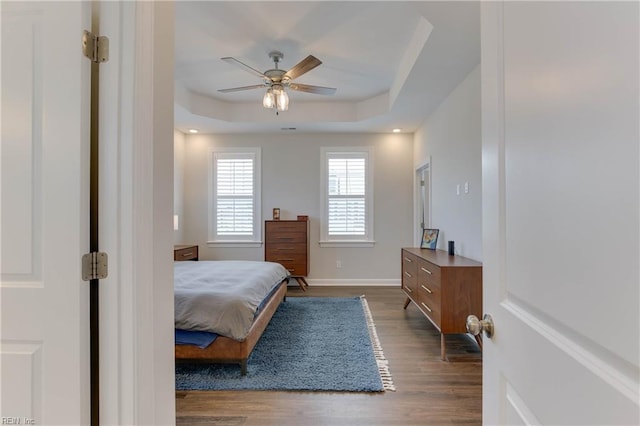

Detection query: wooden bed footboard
xmin=175 ymin=279 xmax=288 ymax=375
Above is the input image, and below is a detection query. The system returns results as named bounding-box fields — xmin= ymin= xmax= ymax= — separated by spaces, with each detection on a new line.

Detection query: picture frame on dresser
xmin=420 ymin=228 xmax=439 ymax=249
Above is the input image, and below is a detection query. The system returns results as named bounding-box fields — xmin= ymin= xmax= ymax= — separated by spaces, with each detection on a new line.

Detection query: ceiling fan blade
xmin=283 ymin=55 xmax=322 ymax=81
xmin=218 ymin=84 xmax=266 ymax=93
xmin=288 ymin=83 xmax=336 ymax=96
xmin=221 ymin=57 xmax=266 ymax=78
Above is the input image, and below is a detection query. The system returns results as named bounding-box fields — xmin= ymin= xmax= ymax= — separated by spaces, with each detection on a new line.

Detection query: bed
xmin=174 ymin=260 xmax=290 ymax=375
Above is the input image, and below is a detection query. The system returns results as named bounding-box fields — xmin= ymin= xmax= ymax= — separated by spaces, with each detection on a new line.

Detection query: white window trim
xmin=207 ymin=147 xmax=262 ymax=247
xmin=319 ymin=146 xmax=375 ymax=248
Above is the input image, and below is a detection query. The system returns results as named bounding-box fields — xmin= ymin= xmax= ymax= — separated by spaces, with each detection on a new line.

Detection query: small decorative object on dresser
xmin=401 ymin=247 xmax=482 ymax=360
xmin=174 ymin=244 xmax=198 ymax=261
xmin=272 ymin=208 xmax=280 ymax=220
xmin=421 ymin=228 xmax=439 ymax=249
xmin=265 ymin=219 xmax=309 ymax=291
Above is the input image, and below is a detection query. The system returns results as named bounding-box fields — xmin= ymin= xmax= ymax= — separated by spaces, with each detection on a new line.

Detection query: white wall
xmin=180 ymin=133 xmax=414 ymax=283
xmin=414 ymin=65 xmax=482 ymax=261
xmin=173 ymin=130 xmax=185 ymax=244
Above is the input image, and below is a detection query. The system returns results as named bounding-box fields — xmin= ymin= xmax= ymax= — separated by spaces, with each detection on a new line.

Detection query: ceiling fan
xmin=218 ymin=51 xmax=337 ymax=111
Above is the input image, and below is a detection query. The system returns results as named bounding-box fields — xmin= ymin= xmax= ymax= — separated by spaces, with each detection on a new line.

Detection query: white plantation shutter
xmin=321 ymin=147 xmax=374 ymax=246
xmin=328 ymin=157 xmax=366 ymax=235
xmin=216 ymin=157 xmax=254 ymax=235
xmin=210 ymin=148 xmax=261 ymax=243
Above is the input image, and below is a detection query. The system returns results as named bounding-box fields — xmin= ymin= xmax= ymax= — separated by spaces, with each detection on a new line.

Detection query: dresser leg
xmin=441 ymin=334 xmax=447 ymax=361
xmin=294 ymin=277 xmax=308 ymax=291
xmin=403 ymin=296 xmax=411 ymax=309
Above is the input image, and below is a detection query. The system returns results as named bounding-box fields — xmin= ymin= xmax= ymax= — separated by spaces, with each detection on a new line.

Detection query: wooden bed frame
xmin=174 ymin=279 xmax=288 ymax=375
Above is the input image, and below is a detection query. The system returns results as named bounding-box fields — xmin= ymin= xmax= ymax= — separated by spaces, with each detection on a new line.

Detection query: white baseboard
xmin=299 ymin=279 xmax=401 ymax=287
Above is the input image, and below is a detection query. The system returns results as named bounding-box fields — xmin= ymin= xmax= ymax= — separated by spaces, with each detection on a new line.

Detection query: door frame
xmin=413 ymin=158 xmax=432 ymax=247
xmin=98 ymin=2 xmax=175 ymax=424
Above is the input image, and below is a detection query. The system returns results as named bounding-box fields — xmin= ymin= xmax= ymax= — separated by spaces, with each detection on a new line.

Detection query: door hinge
xmin=82 ymin=30 xmax=109 ymax=63
xmin=82 ymin=252 xmax=108 ymax=281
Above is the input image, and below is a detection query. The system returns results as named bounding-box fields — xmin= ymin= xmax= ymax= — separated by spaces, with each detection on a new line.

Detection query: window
xmin=320 ymin=147 xmax=374 ymax=247
xmin=209 ymin=147 xmax=261 ymax=246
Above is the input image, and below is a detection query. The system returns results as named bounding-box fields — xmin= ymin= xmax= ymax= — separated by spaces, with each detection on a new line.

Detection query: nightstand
xmin=174 ymin=244 xmax=198 ymax=261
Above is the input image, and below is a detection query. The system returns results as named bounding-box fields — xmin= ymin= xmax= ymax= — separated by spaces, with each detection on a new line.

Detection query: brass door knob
xmin=466 ymin=314 xmax=494 ymax=338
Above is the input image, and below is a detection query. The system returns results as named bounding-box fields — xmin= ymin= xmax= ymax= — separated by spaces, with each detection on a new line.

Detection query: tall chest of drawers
xmin=265 ymin=220 xmax=309 ymax=291
xmin=401 ymin=247 xmax=482 ymax=360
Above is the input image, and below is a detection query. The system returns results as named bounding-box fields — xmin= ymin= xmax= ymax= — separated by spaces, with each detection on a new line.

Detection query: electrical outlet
xmin=464 ymin=182 xmax=469 ymax=194
xmin=336 ymin=260 xmax=342 ymax=268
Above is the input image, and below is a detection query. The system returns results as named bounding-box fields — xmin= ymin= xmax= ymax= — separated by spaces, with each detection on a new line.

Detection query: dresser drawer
xmin=403 ymin=251 xmax=417 ymax=271
xmin=265 ymin=231 xmax=306 ymax=244
xmin=418 ymin=258 xmax=441 ymax=286
xmin=265 ymin=221 xmax=306 ymax=231
xmin=265 ymin=251 xmax=307 ymax=264
xmin=418 ymin=281 xmax=441 ymax=312
xmin=174 ymin=245 xmax=198 ymax=261
xmin=265 ymin=221 xmax=306 ymax=234
xmin=418 ymin=296 xmax=441 ymax=329
xmin=269 ymin=254 xmax=308 ymax=276
xmin=265 ymin=243 xmax=307 ymax=254
xmin=281 ymin=263 xmax=308 ymax=276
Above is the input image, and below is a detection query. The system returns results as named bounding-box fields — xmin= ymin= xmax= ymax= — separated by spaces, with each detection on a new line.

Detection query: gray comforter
xmin=174 ymin=260 xmax=289 ymax=340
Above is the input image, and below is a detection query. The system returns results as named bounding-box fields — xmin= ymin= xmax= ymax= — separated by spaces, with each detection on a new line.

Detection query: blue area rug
xmin=175 ymin=296 xmax=395 ymax=392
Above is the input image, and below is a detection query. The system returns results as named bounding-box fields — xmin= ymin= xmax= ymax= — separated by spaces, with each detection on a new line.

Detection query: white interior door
xmin=481 ymin=2 xmax=639 ymax=424
xmin=1 ymin=2 xmax=91 ymax=424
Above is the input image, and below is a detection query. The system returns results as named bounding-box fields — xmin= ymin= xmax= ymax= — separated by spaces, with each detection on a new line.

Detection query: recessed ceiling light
xmin=188 ymin=129 xmax=199 ymax=134
xmin=392 ymin=128 xmax=402 ymax=133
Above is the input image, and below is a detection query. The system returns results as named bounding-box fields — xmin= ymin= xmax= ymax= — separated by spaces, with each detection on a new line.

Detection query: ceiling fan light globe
xmin=263 ymin=89 xmax=275 ymax=108
xmin=276 ymin=89 xmax=289 ymax=111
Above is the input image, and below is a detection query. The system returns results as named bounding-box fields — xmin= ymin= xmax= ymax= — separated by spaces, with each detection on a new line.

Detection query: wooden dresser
xmin=401 ymin=247 xmax=482 ymax=360
xmin=174 ymin=244 xmax=198 ymax=261
xmin=265 ymin=220 xmax=309 ymax=291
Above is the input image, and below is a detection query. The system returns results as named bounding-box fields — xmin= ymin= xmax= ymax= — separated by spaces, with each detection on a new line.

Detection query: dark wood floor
xmin=176 ymin=286 xmax=482 ymax=425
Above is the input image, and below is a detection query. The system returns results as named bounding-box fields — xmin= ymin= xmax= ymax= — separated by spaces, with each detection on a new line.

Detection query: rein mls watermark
xmin=1 ymin=418 xmax=35 ymax=425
